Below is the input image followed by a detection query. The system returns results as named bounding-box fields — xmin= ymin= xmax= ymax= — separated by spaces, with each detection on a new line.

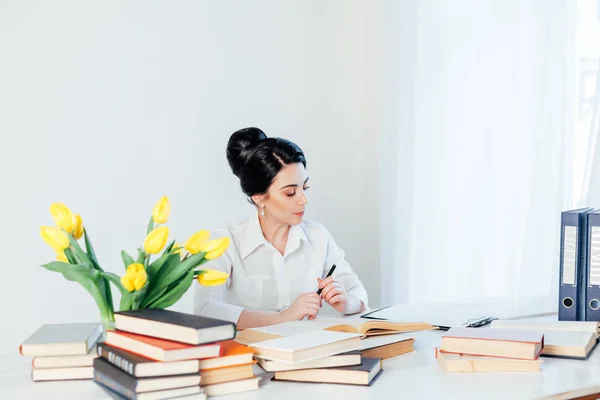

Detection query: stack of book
xmin=20 ymin=322 xmax=103 ymax=382
xmin=94 ymin=309 xmax=261 ymax=399
xmin=435 ymin=327 xmax=545 ymax=373
xmin=249 ymin=330 xmax=383 ymax=386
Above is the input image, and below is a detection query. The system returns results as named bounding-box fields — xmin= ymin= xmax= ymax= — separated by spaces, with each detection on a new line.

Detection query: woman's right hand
xmin=281 ymin=292 xmax=322 ymax=321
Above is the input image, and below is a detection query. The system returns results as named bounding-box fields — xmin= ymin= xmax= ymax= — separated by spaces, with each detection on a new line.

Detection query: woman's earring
xmin=260 ymin=207 xmax=265 ymax=217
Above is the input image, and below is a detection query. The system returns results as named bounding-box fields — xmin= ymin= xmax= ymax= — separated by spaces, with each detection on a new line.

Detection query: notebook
xmin=440 ymin=327 xmax=544 ymax=360
xmin=114 ymin=309 xmax=235 ymax=345
xmin=249 ymin=330 xmax=362 ymax=364
xmin=20 ymin=323 xmax=102 ymax=357
xmin=274 ymin=357 xmax=382 ymax=386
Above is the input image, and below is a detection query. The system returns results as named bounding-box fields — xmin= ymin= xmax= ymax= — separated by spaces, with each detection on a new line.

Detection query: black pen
xmin=317 ymin=264 xmax=337 ymax=295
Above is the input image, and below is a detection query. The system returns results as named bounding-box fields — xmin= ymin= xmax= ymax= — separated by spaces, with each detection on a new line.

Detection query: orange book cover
xmin=220 ymin=340 xmax=256 ymax=356
xmin=106 ymin=330 xmax=223 ymax=354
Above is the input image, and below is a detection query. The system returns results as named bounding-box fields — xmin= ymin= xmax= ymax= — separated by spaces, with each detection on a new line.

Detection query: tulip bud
xmin=152 ymin=196 xmax=171 ymax=224
xmin=197 ymin=268 xmax=229 ymax=286
xmin=200 ymin=237 xmax=230 ymax=260
xmin=40 ymin=226 xmax=70 ymax=251
xmin=73 ymin=214 xmax=84 ymax=240
xmin=184 ymin=230 xmax=210 ymax=255
xmin=143 ymin=226 xmax=169 ymax=254
xmin=49 ymin=203 xmax=77 ymax=233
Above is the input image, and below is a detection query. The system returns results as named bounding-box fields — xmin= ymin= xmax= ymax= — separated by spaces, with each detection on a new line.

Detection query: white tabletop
xmin=3 ymin=305 xmax=600 ymax=400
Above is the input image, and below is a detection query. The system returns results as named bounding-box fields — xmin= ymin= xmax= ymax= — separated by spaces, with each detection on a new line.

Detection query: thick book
xmin=202 ymin=377 xmax=260 ymax=397
xmin=31 ymin=366 xmax=93 ymax=381
xmin=94 ymin=379 xmax=203 ymax=400
xmin=490 ymin=319 xmax=599 ymax=337
xmin=20 ymin=323 xmax=102 ymax=357
xmin=197 ymin=340 xmax=255 ymax=370
xmin=105 ymin=330 xmax=221 ymax=362
xmin=360 ymin=336 xmax=415 ymax=360
xmin=257 ymin=351 xmax=361 ymax=372
xmin=249 ymin=330 xmax=362 ymax=364
xmin=235 ymin=317 xmax=434 ymax=345
xmin=435 ymin=348 xmax=542 ymax=373
xmin=114 ymin=309 xmax=235 ymax=345
xmin=33 ymin=348 xmax=97 ymax=369
xmin=93 ymin=358 xmax=200 ymax=393
xmin=274 ymin=357 xmax=383 ymax=386
xmin=97 ymin=342 xmax=201 ymax=377
xmin=200 ymin=363 xmax=255 ymax=385
xmin=440 ymin=327 xmax=544 ymax=360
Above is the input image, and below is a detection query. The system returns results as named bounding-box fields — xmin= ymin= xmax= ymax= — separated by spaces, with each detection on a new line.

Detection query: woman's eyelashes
xmin=285 ymin=186 xmax=310 ymax=197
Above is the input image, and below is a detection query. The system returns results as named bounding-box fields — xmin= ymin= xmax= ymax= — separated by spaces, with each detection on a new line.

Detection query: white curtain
xmin=376 ymin=0 xmax=576 ymax=306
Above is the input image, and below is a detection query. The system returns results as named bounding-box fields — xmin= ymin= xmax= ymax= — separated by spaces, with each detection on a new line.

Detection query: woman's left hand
xmin=317 ymin=276 xmax=347 ymax=313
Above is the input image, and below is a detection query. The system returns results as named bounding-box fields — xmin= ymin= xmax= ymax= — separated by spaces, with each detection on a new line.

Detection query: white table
xmin=3 ymin=305 xmax=600 ymax=400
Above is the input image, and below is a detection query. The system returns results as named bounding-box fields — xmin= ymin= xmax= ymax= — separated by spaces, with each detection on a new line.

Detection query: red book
xmin=105 ymin=330 xmax=222 ymax=362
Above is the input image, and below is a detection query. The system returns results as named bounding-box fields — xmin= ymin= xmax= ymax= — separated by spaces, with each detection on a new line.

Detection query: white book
xmin=31 ymin=366 xmax=93 ymax=381
xmin=20 ymin=323 xmax=102 ymax=357
xmin=249 ymin=330 xmax=362 ymax=364
xmin=33 ymin=348 xmax=97 ymax=369
xmin=490 ymin=319 xmax=599 ymax=337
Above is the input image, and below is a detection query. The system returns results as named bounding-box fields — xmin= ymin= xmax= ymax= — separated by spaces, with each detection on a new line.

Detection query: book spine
xmin=97 ymin=343 xmax=137 ymax=376
xmin=93 ymin=358 xmax=138 ymax=391
xmin=93 ymin=370 xmax=136 ymax=400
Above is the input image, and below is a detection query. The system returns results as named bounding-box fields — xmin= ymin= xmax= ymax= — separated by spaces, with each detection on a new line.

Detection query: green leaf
xmin=83 ymin=229 xmax=102 ymax=271
xmin=64 ymin=248 xmax=77 ymax=264
xmin=135 ymin=248 xmax=146 ymax=264
xmin=140 ymin=285 xmax=169 ymax=308
xmin=83 ymin=229 xmax=113 ymax=316
xmin=145 ymin=252 xmax=205 ymax=301
xmin=40 ymin=261 xmax=111 ymax=321
xmin=145 ymin=253 xmax=174 ymax=281
xmin=132 ymin=288 xmax=147 ymax=310
xmin=148 ymin=269 xmax=195 ymax=309
xmin=147 ymin=216 xmax=154 ymax=234
xmin=163 ymin=240 xmax=176 ymax=255
xmin=120 ymin=291 xmax=134 ymax=311
xmin=121 ymin=251 xmax=135 ymax=269
xmin=67 ymin=234 xmax=92 ymax=267
xmin=100 ymin=272 xmax=128 ymax=297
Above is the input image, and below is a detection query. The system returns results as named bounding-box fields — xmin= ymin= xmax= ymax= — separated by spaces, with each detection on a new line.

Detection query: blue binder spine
xmin=586 ymin=210 xmax=600 ymax=321
xmin=558 ymin=208 xmax=591 ymax=321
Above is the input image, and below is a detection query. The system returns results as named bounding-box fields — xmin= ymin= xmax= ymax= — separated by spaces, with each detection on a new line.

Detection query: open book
xmin=235 ymin=317 xmax=435 ymax=345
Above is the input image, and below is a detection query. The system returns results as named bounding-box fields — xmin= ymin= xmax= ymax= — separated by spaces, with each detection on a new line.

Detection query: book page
xmin=249 ymin=318 xmax=362 ymax=337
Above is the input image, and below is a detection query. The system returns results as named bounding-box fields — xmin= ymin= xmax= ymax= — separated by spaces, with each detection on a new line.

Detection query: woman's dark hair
xmin=226 ymin=127 xmax=306 ymax=201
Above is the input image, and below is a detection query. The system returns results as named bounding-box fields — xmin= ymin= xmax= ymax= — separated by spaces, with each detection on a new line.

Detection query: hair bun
xmin=226 ymin=127 xmax=267 ymax=177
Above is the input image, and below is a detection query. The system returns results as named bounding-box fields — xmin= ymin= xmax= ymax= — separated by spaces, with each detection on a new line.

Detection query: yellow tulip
xmin=40 ymin=226 xmax=70 ymax=251
xmin=56 ymin=250 xmax=68 ymax=263
xmin=200 ymin=237 xmax=230 ymax=260
xmin=152 ymin=196 xmax=171 ymax=224
xmin=184 ymin=230 xmax=210 ymax=254
xmin=144 ymin=226 xmax=169 ymax=254
xmin=121 ymin=263 xmax=148 ymax=292
xmin=73 ymin=214 xmax=84 ymax=240
xmin=49 ymin=203 xmax=77 ymax=233
xmin=197 ymin=269 xmax=229 ymax=286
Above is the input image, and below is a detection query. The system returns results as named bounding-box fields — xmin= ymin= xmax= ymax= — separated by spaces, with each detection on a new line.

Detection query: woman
xmin=193 ymin=127 xmax=368 ymax=330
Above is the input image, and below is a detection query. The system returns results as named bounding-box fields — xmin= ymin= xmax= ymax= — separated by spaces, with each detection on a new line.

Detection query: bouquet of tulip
xmin=39 ymin=197 xmax=230 ymax=330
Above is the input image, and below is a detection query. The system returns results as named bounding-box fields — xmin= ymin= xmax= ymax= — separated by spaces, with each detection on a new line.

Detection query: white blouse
xmin=193 ymin=212 xmax=369 ymax=323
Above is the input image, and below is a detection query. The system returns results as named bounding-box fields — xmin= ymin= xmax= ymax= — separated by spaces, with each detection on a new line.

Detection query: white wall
xmin=0 ymin=0 xmax=379 ymax=355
